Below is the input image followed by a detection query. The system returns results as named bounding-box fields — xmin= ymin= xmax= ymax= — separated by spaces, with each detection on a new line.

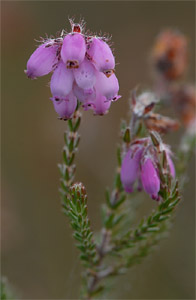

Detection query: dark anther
xmin=104 ymin=69 xmax=114 ymax=78
xmin=67 ymin=60 xmax=79 ymax=69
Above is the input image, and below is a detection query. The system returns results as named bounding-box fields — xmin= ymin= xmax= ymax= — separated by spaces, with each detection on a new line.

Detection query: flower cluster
xmin=25 ymin=20 xmax=120 ymax=119
xmin=120 ymin=138 xmax=175 ymax=201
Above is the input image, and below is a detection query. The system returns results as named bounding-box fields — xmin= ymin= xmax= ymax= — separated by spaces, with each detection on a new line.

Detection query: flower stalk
xmin=58 ymin=108 xmax=81 ymax=212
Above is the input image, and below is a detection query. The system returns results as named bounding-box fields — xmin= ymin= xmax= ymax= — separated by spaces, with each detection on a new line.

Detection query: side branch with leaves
xmin=57 ymin=89 xmax=190 ymax=299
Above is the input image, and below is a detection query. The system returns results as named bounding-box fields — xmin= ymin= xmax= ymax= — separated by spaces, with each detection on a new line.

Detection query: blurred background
xmin=1 ymin=1 xmax=195 ymax=299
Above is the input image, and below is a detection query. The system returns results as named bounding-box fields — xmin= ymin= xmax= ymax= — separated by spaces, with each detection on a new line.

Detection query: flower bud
xmin=50 ymin=61 xmax=74 ymax=100
xmin=52 ymin=91 xmax=77 ymax=119
xmin=26 ymin=43 xmax=58 ymax=79
xmin=120 ymin=146 xmax=144 ymax=193
xmin=87 ymin=37 xmax=115 ymax=73
xmin=140 ymin=157 xmax=160 ymax=200
xmin=61 ymin=33 xmax=86 ymax=69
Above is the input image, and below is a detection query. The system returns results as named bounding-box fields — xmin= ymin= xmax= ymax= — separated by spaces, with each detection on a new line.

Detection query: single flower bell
xmin=92 ymin=91 xmax=111 ymax=115
xmin=95 ymin=71 xmax=120 ymax=101
xmin=25 ymin=42 xmax=59 ymax=79
xmin=52 ymin=91 xmax=77 ymax=119
xmin=61 ymin=33 xmax=86 ymax=69
xmin=50 ymin=61 xmax=74 ymax=101
xmin=73 ymin=58 xmax=96 ymax=90
xmin=87 ymin=37 xmax=115 ymax=74
xmin=73 ymin=83 xmax=96 ymax=109
xmin=120 ymin=145 xmax=144 ymax=193
xmin=140 ymin=157 xmax=160 ymax=201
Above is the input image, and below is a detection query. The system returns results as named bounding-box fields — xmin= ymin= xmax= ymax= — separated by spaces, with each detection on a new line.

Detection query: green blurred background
xmin=1 ymin=1 xmax=195 ymax=299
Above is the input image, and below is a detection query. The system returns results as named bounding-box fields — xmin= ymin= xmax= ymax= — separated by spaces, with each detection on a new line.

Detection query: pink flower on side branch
xmin=120 ymin=138 xmax=175 ymax=201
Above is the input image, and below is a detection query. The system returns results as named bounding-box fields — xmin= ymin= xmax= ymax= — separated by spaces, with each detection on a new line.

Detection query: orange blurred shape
xmin=171 ymin=84 xmax=196 ymax=127
xmin=144 ymin=113 xmax=180 ymax=134
xmin=152 ymin=29 xmax=188 ymax=81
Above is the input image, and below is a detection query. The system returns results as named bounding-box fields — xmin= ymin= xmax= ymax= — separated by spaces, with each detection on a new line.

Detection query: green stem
xmin=58 ymin=109 xmax=81 ymax=213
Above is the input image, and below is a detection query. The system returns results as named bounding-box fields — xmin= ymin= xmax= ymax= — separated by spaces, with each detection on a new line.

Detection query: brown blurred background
xmin=1 ymin=1 xmax=195 ymax=299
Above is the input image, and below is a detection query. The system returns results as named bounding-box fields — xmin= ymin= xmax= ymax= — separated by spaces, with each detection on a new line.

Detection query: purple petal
xmin=51 ymin=91 xmax=77 ymax=119
xmin=120 ymin=146 xmax=144 ymax=193
xmin=61 ymin=33 xmax=86 ymax=69
xmin=87 ymin=37 xmax=115 ymax=72
xmin=140 ymin=158 xmax=160 ymax=200
xmin=95 ymin=71 xmax=120 ymax=101
xmin=93 ymin=90 xmax=111 ymax=115
xmin=73 ymin=58 xmax=96 ymax=90
xmin=73 ymin=83 xmax=96 ymax=109
xmin=26 ymin=42 xmax=58 ymax=79
xmin=50 ymin=61 xmax=74 ymax=100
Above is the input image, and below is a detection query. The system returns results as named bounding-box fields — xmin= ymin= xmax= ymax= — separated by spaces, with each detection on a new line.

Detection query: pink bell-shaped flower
xmin=61 ymin=33 xmax=86 ymax=69
xmin=73 ymin=58 xmax=96 ymax=90
xmin=87 ymin=37 xmax=115 ymax=74
xmin=52 ymin=91 xmax=77 ymax=119
xmin=140 ymin=157 xmax=160 ymax=201
xmin=95 ymin=71 xmax=120 ymax=101
xmin=26 ymin=42 xmax=59 ymax=79
xmin=73 ymin=83 xmax=96 ymax=109
xmin=50 ymin=61 xmax=74 ymax=101
xmin=93 ymin=91 xmax=111 ymax=115
xmin=120 ymin=146 xmax=144 ymax=193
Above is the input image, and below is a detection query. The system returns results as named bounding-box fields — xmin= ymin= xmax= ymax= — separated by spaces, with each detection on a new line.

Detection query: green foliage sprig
xmin=58 ymin=108 xmax=81 ymax=213
xmin=66 ymin=183 xmax=97 ymax=268
xmin=58 ymin=110 xmax=185 ymax=299
xmin=57 ymin=94 xmax=195 ymax=300
xmin=112 ymin=180 xmax=180 ymax=253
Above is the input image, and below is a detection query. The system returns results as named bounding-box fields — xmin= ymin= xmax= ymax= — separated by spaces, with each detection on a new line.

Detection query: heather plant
xmin=1 ymin=19 xmax=195 ymax=300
